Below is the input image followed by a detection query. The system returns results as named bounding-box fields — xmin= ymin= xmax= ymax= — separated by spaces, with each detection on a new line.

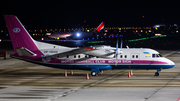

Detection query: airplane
xmin=4 ymin=15 xmax=175 ymax=76
xmin=48 ymin=22 xmax=105 ymax=40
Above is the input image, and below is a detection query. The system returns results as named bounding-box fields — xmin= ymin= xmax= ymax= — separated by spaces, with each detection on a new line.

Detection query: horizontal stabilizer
xmin=16 ymin=47 xmax=37 ymax=57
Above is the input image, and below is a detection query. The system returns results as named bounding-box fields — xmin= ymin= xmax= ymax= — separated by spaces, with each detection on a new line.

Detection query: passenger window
xmin=125 ymin=55 xmax=127 ymax=58
xmin=120 ymin=55 xmax=123 ymax=58
xmin=132 ymin=55 xmax=134 ymax=58
xmin=78 ymin=55 xmax=80 ymax=58
xmin=67 ymin=55 xmax=69 ymax=58
xmin=136 ymin=55 xmax=138 ymax=58
xmin=74 ymin=55 xmax=76 ymax=58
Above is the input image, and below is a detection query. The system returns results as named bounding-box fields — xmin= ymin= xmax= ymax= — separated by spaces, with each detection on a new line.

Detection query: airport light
xmin=0 ymin=39 xmax=1 ymax=42
xmin=76 ymin=33 xmax=80 ymax=37
xmin=128 ymin=35 xmax=167 ymax=42
xmin=46 ymin=33 xmax=51 ymax=35
xmin=88 ymin=41 xmax=105 ymax=43
xmin=155 ymin=33 xmax=161 ymax=36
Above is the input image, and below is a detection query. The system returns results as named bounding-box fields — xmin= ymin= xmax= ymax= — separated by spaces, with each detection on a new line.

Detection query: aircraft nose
xmin=167 ymin=59 xmax=175 ymax=68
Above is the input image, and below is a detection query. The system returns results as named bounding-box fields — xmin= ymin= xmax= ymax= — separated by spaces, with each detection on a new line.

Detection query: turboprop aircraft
xmin=48 ymin=22 xmax=105 ymax=40
xmin=4 ymin=15 xmax=175 ymax=76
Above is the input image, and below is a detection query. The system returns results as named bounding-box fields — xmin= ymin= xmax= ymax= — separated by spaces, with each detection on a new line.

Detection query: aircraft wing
xmin=51 ymin=47 xmax=97 ymax=58
xmin=51 ymin=47 xmax=115 ymax=59
xmin=85 ymin=52 xmax=115 ymax=59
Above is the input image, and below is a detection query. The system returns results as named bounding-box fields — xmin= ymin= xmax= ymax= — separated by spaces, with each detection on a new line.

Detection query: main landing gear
xmin=91 ymin=68 xmax=102 ymax=76
xmin=91 ymin=71 xmax=98 ymax=76
xmin=154 ymin=69 xmax=161 ymax=76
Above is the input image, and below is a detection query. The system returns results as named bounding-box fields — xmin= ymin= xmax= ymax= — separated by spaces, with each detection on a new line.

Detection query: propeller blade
xmin=120 ymin=39 xmax=123 ymax=48
xmin=116 ymin=39 xmax=119 ymax=54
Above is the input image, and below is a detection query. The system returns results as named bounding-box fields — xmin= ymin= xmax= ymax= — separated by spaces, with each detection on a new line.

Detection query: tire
xmin=154 ymin=72 xmax=159 ymax=76
xmin=91 ymin=71 xmax=97 ymax=76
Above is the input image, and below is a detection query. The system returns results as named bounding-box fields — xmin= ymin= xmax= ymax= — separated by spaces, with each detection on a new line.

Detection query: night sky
xmin=1 ymin=1 xmax=180 ymax=29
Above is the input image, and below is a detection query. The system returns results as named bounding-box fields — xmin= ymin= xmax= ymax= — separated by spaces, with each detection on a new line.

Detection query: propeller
xmin=115 ymin=39 xmax=119 ymax=66
xmin=120 ymin=39 xmax=123 ymax=48
xmin=115 ymin=39 xmax=123 ymax=66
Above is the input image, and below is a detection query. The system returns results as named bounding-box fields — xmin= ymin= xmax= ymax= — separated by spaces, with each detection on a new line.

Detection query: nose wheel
xmin=154 ymin=69 xmax=161 ymax=76
xmin=154 ymin=72 xmax=160 ymax=76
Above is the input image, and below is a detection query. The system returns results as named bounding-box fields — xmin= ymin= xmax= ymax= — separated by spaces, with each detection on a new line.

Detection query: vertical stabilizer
xmin=96 ymin=22 xmax=105 ymax=32
xmin=4 ymin=15 xmax=38 ymax=53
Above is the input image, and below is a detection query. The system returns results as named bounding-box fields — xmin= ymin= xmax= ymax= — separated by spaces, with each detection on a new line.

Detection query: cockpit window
xmin=158 ymin=54 xmax=162 ymax=57
xmin=152 ymin=54 xmax=163 ymax=58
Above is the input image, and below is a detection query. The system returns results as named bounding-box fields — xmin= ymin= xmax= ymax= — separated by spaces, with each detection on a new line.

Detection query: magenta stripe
xmin=49 ymin=59 xmax=169 ymax=65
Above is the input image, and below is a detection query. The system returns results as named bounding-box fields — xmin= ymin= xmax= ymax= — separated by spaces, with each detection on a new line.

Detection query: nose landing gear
xmin=154 ymin=69 xmax=161 ymax=76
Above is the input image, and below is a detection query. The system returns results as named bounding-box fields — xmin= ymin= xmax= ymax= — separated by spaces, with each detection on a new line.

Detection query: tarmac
xmin=0 ymin=50 xmax=180 ymax=101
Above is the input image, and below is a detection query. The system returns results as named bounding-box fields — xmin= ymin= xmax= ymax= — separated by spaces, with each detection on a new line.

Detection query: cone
xmin=130 ymin=70 xmax=133 ymax=76
xmin=86 ymin=73 xmax=89 ymax=79
xmin=128 ymin=71 xmax=131 ymax=78
xmin=64 ymin=71 xmax=67 ymax=77
xmin=70 ymin=70 xmax=73 ymax=75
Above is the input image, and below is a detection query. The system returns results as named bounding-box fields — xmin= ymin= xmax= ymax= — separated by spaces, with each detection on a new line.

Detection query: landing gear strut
xmin=154 ymin=69 xmax=161 ymax=76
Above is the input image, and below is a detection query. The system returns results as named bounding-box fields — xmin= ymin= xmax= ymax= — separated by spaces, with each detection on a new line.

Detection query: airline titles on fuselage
xmin=60 ymin=60 xmax=131 ymax=64
xmin=44 ymin=51 xmax=58 ymax=53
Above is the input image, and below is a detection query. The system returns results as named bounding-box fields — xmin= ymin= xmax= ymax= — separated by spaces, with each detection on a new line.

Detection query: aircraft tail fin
xmin=4 ymin=15 xmax=39 ymax=53
xmin=96 ymin=22 xmax=105 ymax=32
